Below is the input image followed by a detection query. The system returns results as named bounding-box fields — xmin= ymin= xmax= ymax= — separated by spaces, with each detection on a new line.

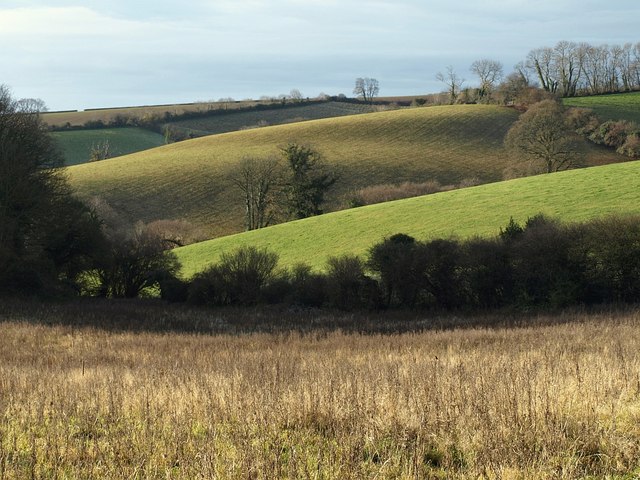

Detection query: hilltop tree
xmin=436 ymin=66 xmax=464 ymax=104
xmin=470 ymin=59 xmax=503 ymax=101
xmin=505 ymin=100 xmax=581 ymax=173
xmin=281 ymin=143 xmax=336 ymax=219
xmin=353 ymin=78 xmax=380 ymax=103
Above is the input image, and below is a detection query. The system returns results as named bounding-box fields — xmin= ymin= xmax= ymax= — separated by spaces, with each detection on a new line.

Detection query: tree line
xmin=523 ymin=41 xmax=640 ymax=97
xmin=169 ymin=214 xmax=640 ymax=311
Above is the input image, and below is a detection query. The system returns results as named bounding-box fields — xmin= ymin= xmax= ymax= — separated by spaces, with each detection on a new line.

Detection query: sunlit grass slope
xmin=563 ymin=91 xmax=640 ymax=123
xmin=175 ymin=160 xmax=640 ymax=277
xmin=67 ymin=105 xmax=619 ymax=238
xmin=52 ymin=127 xmax=165 ymax=165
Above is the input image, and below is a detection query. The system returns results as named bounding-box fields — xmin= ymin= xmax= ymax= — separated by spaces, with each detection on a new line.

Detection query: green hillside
xmin=67 ymin=104 xmax=621 ymax=238
xmin=563 ymin=91 xmax=640 ymax=123
xmin=174 ymin=160 xmax=640 ymax=277
xmin=52 ymin=128 xmax=165 ymax=166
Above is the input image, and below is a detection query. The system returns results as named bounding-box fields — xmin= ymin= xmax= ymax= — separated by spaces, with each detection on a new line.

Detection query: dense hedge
xmin=167 ymin=214 xmax=640 ymax=311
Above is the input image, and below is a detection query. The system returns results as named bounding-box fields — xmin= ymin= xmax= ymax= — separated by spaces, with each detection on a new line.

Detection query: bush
xmin=419 ymin=238 xmax=467 ymax=309
xmin=367 ymin=234 xmax=424 ymax=307
xmin=96 ymin=222 xmax=180 ymax=299
xmin=589 ymin=120 xmax=636 ymax=149
xmin=617 ymin=133 xmax=640 ymax=158
xmin=188 ymin=246 xmax=279 ymax=305
xmin=325 ymin=255 xmax=379 ymax=310
xmin=464 ymin=237 xmax=513 ymax=308
xmin=508 ymin=215 xmax=584 ymax=307
xmin=580 ymin=216 xmax=640 ymax=303
xmin=287 ymin=263 xmax=328 ymax=307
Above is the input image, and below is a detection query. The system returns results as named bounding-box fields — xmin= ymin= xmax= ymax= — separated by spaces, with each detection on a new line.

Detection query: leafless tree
xmin=526 ymin=47 xmax=558 ymax=94
xmin=470 ymin=59 xmax=503 ymax=100
xmin=353 ymin=78 xmax=380 ymax=103
xmin=231 ymin=156 xmax=283 ymax=230
xmin=289 ymin=89 xmax=303 ymax=102
xmin=522 ymin=41 xmax=640 ymax=97
xmin=505 ymin=100 xmax=581 ymax=173
xmin=89 ymin=140 xmax=111 ymax=162
xmin=553 ymin=41 xmax=584 ymax=97
xmin=15 ymin=98 xmax=48 ymax=113
xmin=436 ymin=66 xmax=464 ymax=104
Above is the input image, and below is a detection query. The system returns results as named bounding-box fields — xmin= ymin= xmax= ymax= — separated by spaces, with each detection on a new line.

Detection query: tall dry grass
xmin=1 ymin=302 xmax=639 ymax=478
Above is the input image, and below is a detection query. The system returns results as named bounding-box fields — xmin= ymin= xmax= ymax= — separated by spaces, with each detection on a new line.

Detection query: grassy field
xmin=563 ymin=91 xmax=640 ymax=123
xmin=174 ymin=159 xmax=640 ymax=277
xmin=52 ymin=127 xmax=165 ymax=166
xmin=167 ymin=101 xmax=374 ymax=136
xmin=67 ymin=104 xmax=621 ymax=239
xmin=1 ymin=301 xmax=639 ymax=478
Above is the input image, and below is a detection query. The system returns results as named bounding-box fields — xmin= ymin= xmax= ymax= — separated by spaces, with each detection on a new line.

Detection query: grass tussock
xmin=1 ymin=301 xmax=640 ymax=478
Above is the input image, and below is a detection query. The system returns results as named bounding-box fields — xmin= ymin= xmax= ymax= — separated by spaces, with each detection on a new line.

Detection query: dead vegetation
xmin=1 ymin=302 xmax=639 ymax=478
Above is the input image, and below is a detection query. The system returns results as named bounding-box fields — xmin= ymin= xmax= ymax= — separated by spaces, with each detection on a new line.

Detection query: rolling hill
xmin=174 ymin=160 xmax=640 ymax=277
xmin=67 ymin=104 xmax=621 ymax=239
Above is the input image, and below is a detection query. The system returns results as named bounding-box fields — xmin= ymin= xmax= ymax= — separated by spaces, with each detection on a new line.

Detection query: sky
xmin=1 ymin=0 xmax=639 ymax=110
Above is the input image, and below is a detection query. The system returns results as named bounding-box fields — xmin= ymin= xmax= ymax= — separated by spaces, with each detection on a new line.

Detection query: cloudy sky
xmin=1 ymin=0 xmax=638 ymax=110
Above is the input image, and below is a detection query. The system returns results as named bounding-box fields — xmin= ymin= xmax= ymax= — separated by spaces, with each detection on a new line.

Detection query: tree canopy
xmin=0 ymin=85 xmax=102 ymax=293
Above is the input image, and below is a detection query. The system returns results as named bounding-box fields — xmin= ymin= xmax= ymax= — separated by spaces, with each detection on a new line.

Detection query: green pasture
xmin=563 ymin=91 xmax=640 ymax=123
xmin=52 ymin=128 xmax=165 ymax=166
xmin=174 ymin=160 xmax=640 ymax=277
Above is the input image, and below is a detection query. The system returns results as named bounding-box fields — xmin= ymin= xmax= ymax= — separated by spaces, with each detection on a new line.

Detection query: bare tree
xmin=231 ymin=156 xmax=283 ymax=230
xmin=353 ymin=77 xmax=380 ymax=103
xmin=525 ymin=47 xmax=558 ymax=94
xmin=553 ymin=41 xmax=584 ymax=97
xmin=289 ymin=89 xmax=303 ymax=102
xmin=470 ymin=59 xmax=503 ymax=101
xmin=522 ymin=41 xmax=640 ymax=96
xmin=505 ymin=100 xmax=581 ymax=173
xmin=89 ymin=140 xmax=111 ymax=161
xmin=15 ymin=98 xmax=48 ymax=113
xmin=436 ymin=66 xmax=464 ymax=104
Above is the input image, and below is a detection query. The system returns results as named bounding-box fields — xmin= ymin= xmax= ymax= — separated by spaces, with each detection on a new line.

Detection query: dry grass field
xmin=1 ymin=301 xmax=640 ymax=478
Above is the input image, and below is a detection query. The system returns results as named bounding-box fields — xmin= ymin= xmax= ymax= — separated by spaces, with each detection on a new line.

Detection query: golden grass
xmin=1 ymin=302 xmax=640 ymax=478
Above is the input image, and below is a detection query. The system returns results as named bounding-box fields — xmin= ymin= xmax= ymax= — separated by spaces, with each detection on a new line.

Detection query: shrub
xmin=580 ymin=216 xmax=640 ymax=303
xmin=508 ymin=215 xmax=584 ymax=307
xmin=367 ymin=234 xmax=424 ymax=307
xmin=325 ymin=255 xmax=378 ymax=310
xmin=188 ymin=246 xmax=279 ymax=306
xmin=565 ymin=107 xmax=599 ymax=136
xmin=464 ymin=237 xmax=513 ymax=308
xmin=287 ymin=263 xmax=328 ymax=307
xmin=617 ymin=133 xmax=640 ymax=158
xmin=419 ymin=238 xmax=467 ymax=309
xmin=95 ymin=222 xmax=180 ymax=299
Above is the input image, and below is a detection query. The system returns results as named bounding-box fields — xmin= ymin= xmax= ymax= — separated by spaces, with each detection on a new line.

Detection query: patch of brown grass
xmin=1 ymin=302 xmax=639 ymax=478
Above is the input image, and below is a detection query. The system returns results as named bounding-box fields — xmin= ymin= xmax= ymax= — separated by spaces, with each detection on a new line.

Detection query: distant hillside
xmin=67 ymin=104 xmax=622 ymax=239
xmin=174 ymin=160 xmax=640 ymax=277
xmin=563 ymin=91 xmax=640 ymax=123
xmin=166 ymin=101 xmax=374 ymax=137
xmin=42 ymin=99 xmax=263 ymax=128
xmin=52 ymin=128 xmax=165 ymax=166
